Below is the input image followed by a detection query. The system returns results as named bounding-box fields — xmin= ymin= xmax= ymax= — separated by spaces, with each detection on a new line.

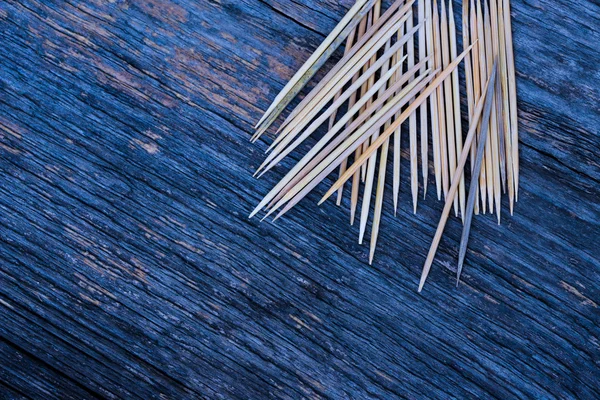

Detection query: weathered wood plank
xmin=0 ymin=0 xmax=598 ymax=398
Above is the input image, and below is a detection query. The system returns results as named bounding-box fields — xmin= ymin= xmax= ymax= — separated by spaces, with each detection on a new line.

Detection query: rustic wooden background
xmin=0 ymin=0 xmax=598 ymax=398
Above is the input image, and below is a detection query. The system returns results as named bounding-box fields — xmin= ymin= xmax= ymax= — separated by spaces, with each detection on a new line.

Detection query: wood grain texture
xmin=0 ymin=0 xmax=598 ymax=398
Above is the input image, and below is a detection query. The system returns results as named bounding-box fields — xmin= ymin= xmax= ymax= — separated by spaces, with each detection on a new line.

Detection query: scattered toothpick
xmin=250 ymin=0 xmax=519 ymax=290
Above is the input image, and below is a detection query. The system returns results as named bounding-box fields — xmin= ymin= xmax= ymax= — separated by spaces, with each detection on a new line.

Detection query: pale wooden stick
xmin=252 ymin=60 xmax=424 ymax=219
xmin=463 ymin=0 xmax=474 ymax=126
xmin=254 ymin=0 xmax=370 ymax=129
xmin=449 ymin=0 xmax=466 ymax=222
xmin=407 ymin=8 xmax=419 ymax=213
xmin=257 ymin=60 xmax=411 ymax=216
xmin=476 ymin=0 xmax=488 ymax=213
xmin=441 ymin=0 xmax=459 ymax=217
xmin=319 ymin=45 xmax=475 ymax=203
xmin=418 ymin=0 xmax=429 ymax=199
xmin=363 ymin=1 xmax=384 ymax=172
xmin=359 ymin=36 xmax=392 ymax=244
xmin=253 ymin=0 xmax=375 ymax=139
xmin=270 ymin=74 xmax=436 ymax=220
xmin=359 ymin=8 xmax=376 ymax=183
xmin=456 ymin=62 xmax=498 ymax=285
xmin=503 ymin=0 xmax=518 ymax=205
xmin=336 ymin=16 xmax=369 ymax=205
xmin=426 ymin=0 xmax=442 ymax=200
xmin=497 ymin=0 xmax=515 ymax=214
xmin=266 ymin=12 xmax=414 ymax=155
xmin=370 ymin=43 xmax=403 ymax=260
xmin=433 ymin=0 xmax=450 ymax=200
xmin=469 ymin=0 xmax=481 ymax=215
xmin=484 ymin=1 xmax=501 ymax=221
xmin=392 ymin=22 xmax=407 ymax=215
xmin=256 ymin=43 xmax=409 ymax=176
xmin=419 ymin=62 xmax=497 ymax=292
xmin=489 ymin=0 xmax=504 ymax=223
xmin=271 ymin=0 xmax=412 ymax=138
xmin=328 ymin=27 xmax=358 ymax=133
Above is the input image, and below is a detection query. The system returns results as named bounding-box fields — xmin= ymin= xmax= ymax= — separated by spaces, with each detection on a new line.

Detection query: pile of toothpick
xmin=249 ymin=0 xmax=518 ymax=291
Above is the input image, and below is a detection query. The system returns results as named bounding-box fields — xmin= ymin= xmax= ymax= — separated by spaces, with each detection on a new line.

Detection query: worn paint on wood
xmin=0 ymin=0 xmax=598 ymax=398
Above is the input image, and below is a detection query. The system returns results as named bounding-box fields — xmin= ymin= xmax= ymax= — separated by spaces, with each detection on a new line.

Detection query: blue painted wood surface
xmin=0 ymin=0 xmax=598 ymax=398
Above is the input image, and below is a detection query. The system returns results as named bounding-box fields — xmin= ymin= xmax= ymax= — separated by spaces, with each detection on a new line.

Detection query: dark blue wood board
xmin=0 ymin=0 xmax=598 ymax=398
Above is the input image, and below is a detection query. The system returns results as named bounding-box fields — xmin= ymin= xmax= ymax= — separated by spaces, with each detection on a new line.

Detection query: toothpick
xmin=456 ymin=61 xmax=499 ymax=285
xmin=419 ymin=61 xmax=497 ymax=292
xmin=503 ymin=0 xmax=519 ymax=205
xmin=433 ymin=0 xmax=449 ymax=201
xmin=407 ymin=8 xmax=418 ymax=214
xmin=469 ymin=0 xmax=481 ymax=215
xmin=336 ymin=17 xmax=368 ymax=206
xmin=475 ymin=0 xmax=488 ymax=214
xmin=271 ymin=73 xmax=435 ymax=220
xmin=359 ymin=7 xmax=377 ymax=183
xmin=484 ymin=1 xmax=501 ymax=221
xmin=449 ymin=0 xmax=466 ymax=222
xmin=425 ymin=0 xmax=442 ymax=200
xmin=266 ymin=11 xmax=414 ymax=156
xmin=320 ymin=45 xmax=474 ymax=203
xmin=418 ymin=0 xmax=429 ymax=199
xmin=488 ymin=0 xmax=503 ymax=223
xmin=497 ymin=0 xmax=515 ymax=214
xmin=272 ymin=0 xmax=413 ymax=137
xmin=252 ymin=59 xmax=423 ymax=220
xmin=253 ymin=0 xmax=375 ymax=139
xmin=441 ymin=0 xmax=459 ymax=217
xmin=257 ymin=42 xmax=408 ymax=177
xmin=392 ymin=21 xmax=406 ymax=215
xmin=328 ymin=26 xmax=358 ymax=135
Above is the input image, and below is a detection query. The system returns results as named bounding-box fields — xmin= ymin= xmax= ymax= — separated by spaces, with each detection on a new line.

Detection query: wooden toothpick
xmin=253 ymin=0 xmax=375 ymax=140
xmin=457 ymin=61 xmax=499 ymax=285
xmin=425 ymin=0 xmax=442 ymax=201
xmin=419 ymin=61 xmax=497 ymax=292
xmin=441 ymin=0 xmax=459 ymax=217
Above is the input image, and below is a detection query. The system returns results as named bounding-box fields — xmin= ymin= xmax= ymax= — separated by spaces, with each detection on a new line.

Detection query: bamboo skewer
xmin=419 ymin=61 xmax=497 ymax=292
xmin=253 ymin=0 xmax=376 ymax=140
xmin=456 ymin=62 xmax=498 ymax=285
xmin=441 ymin=1 xmax=459 ymax=217
xmin=449 ymin=1 xmax=465 ymax=222
xmin=418 ymin=0 xmax=429 ymax=200
xmin=426 ymin=0 xmax=442 ymax=200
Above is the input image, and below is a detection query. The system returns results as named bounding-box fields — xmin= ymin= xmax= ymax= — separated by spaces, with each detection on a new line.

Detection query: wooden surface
xmin=0 ymin=0 xmax=598 ymax=398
